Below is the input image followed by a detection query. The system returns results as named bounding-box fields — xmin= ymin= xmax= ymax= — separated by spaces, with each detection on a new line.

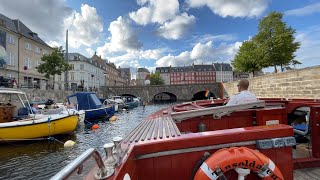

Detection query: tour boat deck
xmin=294 ymin=168 xmax=320 ymax=179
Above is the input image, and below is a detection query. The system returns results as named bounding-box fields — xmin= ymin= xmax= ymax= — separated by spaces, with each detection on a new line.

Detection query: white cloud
xmin=191 ymin=34 xmax=236 ymax=44
xmin=0 ymin=1 xmax=104 ymax=49
xmin=285 ymin=3 xmax=320 ymax=16
xmin=47 ymin=41 xmax=62 ymax=48
xmin=97 ymin=16 xmax=142 ymax=57
xmin=0 ymin=0 xmax=72 ymax=42
xmin=158 ymin=13 xmax=195 ymax=40
xmin=156 ymin=40 xmax=242 ymax=66
xmin=67 ymin=4 xmax=104 ymax=48
xmin=187 ymin=0 xmax=268 ymax=18
xmin=86 ymin=48 xmax=95 ymax=56
xmin=107 ymin=49 xmax=163 ymax=68
xmin=294 ymin=26 xmax=320 ymax=67
xmin=129 ymin=0 xmax=179 ymax=25
xmin=129 ymin=7 xmax=152 ymax=26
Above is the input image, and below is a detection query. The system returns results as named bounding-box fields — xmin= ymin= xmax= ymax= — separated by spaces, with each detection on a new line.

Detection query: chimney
xmin=94 ymin=51 xmax=97 ymax=55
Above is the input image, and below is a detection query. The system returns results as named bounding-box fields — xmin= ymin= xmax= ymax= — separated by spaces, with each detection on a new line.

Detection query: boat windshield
xmin=0 ymin=93 xmax=27 ymax=108
xmin=90 ymin=94 xmax=102 ymax=106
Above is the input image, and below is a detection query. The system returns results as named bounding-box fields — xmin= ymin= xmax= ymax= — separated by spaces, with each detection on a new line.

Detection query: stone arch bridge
xmin=101 ymin=83 xmax=222 ymax=101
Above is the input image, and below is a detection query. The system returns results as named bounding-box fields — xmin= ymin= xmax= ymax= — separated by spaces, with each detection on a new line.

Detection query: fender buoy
xmin=109 ymin=116 xmax=117 ymax=121
xmin=91 ymin=124 xmax=100 ymax=130
xmin=194 ymin=147 xmax=284 ymax=180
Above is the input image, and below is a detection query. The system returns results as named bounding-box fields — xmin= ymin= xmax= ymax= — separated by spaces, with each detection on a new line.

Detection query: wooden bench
xmin=123 ymin=117 xmax=181 ymax=143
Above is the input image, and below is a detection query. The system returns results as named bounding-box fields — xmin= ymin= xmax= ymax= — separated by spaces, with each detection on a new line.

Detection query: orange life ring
xmin=194 ymin=147 xmax=284 ymax=180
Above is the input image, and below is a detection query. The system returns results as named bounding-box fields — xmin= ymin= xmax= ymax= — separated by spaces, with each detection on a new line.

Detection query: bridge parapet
xmin=101 ymin=83 xmax=222 ymax=101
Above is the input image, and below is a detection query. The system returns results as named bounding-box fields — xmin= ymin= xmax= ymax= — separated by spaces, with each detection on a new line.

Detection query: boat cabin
xmin=67 ymin=92 xmax=103 ymax=110
xmin=0 ymin=88 xmax=33 ymax=123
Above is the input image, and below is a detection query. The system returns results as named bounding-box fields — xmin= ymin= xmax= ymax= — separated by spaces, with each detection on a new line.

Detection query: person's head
xmin=237 ymin=79 xmax=250 ymax=92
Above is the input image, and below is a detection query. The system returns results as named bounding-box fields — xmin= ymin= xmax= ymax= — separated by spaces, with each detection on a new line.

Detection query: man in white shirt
xmin=226 ymin=79 xmax=257 ymax=106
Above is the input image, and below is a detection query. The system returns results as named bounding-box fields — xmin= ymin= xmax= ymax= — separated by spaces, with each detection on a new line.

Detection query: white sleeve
xmin=225 ymin=95 xmax=238 ymax=106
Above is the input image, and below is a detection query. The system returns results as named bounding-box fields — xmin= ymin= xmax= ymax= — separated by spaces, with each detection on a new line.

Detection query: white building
xmin=136 ymin=68 xmax=150 ymax=85
xmin=213 ymin=63 xmax=233 ymax=82
xmin=155 ymin=67 xmax=170 ymax=85
xmin=56 ymin=53 xmax=106 ymax=91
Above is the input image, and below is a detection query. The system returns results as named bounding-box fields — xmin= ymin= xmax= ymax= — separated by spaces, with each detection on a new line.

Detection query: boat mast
xmin=65 ymin=29 xmax=69 ymax=90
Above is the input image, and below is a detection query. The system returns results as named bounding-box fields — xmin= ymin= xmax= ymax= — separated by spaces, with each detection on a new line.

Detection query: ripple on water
xmin=0 ymin=103 xmax=174 ymax=180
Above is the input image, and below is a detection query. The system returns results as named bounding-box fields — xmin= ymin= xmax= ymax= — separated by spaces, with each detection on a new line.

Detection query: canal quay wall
xmin=223 ymin=65 xmax=320 ymax=99
xmin=20 ymin=89 xmax=103 ymax=103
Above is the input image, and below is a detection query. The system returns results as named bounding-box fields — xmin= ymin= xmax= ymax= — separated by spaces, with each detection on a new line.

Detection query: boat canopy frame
xmin=171 ymin=100 xmax=266 ymax=122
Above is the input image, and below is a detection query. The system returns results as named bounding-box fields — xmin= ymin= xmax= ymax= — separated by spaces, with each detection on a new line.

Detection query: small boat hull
xmin=0 ymin=115 xmax=78 ymax=141
xmin=84 ymin=106 xmax=115 ymax=121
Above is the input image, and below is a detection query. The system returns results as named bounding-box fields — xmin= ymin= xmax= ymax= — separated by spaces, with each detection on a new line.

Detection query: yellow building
xmin=0 ymin=13 xmax=52 ymax=89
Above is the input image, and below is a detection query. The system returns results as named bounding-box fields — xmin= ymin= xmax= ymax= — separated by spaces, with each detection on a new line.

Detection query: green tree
xmin=255 ymin=12 xmax=300 ymax=72
xmin=37 ymin=46 xmax=71 ymax=88
xmin=231 ymin=40 xmax=262 ymax=76
xmin=150 ymin=72 xmax=165 ymax=85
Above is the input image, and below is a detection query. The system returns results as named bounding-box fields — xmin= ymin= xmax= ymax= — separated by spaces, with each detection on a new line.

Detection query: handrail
xmin=50 ymin=148 xmax=105 ymax=180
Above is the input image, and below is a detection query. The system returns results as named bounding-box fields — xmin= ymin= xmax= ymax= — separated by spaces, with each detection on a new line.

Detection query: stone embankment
xmin=19 ymin=89 xmax=103 ymax=102
xmin=223 ymin=65 xmax=320 ymax=99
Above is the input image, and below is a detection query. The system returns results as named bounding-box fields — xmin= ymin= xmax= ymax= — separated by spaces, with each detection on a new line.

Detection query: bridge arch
xmin=121 ymin=93 xmax=137 ymax=97
xmin=192 ymin=91 xmax=216 ymax=101
xmin=152 ymin=92 xmax=177 ymax=102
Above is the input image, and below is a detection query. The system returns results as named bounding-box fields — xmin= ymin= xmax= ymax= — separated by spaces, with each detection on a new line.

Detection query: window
xmin=43 ymin=49 xmax=48 ymax=55
xmin=7 ymin=35 xmax=15 ymax=44
xmin=80 ymin=64 xmax=84 ymax=70
xmin=6 ymin=52 xmax=15 ymax=66
xmin=70 ymin=64 xmax=74 ymax=70
xmin=35 ymin=46 xmax=41 ymax=53
xmin=25 ymin=57 xmax=32 ymax=68
xmin=7 ymin=74 xmax=13 ymax=78
xmin=70 ymin=73 xmax=75 ymax=81
xmin=36 ymin=60 xmax=41 ymax=66
xmin=25 ymin=42 xmax=32 ymax=50
xmin=80 ymin=73 xmax=85 ymax=80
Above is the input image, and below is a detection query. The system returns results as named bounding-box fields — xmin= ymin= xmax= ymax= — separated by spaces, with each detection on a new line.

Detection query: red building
xmin=156 ymin=64 xmax=216 ymax=85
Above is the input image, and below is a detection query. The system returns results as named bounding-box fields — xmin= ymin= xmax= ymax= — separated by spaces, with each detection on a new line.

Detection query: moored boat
xmin=67 ymin=92 xmax=115 ymax=122
xmin=52 ymin=98 xmax=320 ymax=179
xmin=0 ymin=88 xmax=78 ymax=142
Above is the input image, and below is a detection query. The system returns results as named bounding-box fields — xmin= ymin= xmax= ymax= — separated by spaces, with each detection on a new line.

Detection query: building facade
xmin=136 ymin=68 xmax=150 ymax=85
xmin=170 ymin=66 xmax=195 ymax=85
xmin=213 ymin=63 xmax=233 ymax=82
xmin=58 ymin=53 xmax=107 ymax=91
xmin=155 ymin=67 xmax=171 ymax=85
xmin=194 ymin=64 xmax=216 ymax=84
xmin=156 ymin=64 xmax=217 ymax=85
xmin=0 ymin=14 xmax=52 ymax=89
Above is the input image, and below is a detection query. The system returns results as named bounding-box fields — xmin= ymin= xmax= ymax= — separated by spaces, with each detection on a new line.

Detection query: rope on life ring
xmin=193 ymin=147 xmax=284 ymax=180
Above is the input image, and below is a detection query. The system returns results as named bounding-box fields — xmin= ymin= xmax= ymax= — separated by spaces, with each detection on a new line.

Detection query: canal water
xmin=0 ymin=103 xmax=174 ymax=180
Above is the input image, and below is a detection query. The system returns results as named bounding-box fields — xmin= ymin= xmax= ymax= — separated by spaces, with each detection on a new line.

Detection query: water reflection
xmin=0 ymin=103 xmax=174 ymax=180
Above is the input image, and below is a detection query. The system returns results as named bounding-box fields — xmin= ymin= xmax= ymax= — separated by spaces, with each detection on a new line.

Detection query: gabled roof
xmin=0 ymin=14 xmax=17 ymax=32
xmin=171 ymin=66 xmax=194 ymax=72
xmin=137 ymin=68 xmax=149 ymax=73
xmin=12 ymin=19 xmax=49 ymax=47
xmin=193 ymin=64 xmax=215 ymax=71
xmin=213 ymin=63 xmax=233 ymax=71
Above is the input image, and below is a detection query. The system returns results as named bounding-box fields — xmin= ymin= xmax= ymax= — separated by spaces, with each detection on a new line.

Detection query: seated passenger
xmin=226 ymin=79 xmax=257 ymax=106
xmin=31 ymin=103 xmax=39 ymax=114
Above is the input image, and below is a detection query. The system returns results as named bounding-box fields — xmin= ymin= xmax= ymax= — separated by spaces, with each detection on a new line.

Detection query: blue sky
xmin=1 ymin=0 xmax=320 ymax=73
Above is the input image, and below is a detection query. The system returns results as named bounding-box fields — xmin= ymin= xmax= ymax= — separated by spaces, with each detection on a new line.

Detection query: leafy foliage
xmin=150 ymin=72 xmax=165 ymax=85
xmin=232 ymin=40 xmax=262 ymax=75
xmin=232 ymin=12 xmax=300 ymax=74
xmin=254 ymin=12 xmax=300 ymax=72
xmin=37 ymin=46 xmax=71 ymax=79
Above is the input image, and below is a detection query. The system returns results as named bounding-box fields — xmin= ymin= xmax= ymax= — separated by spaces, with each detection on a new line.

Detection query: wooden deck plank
xmin=294 ymin=168 xmax=320 ymax=180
